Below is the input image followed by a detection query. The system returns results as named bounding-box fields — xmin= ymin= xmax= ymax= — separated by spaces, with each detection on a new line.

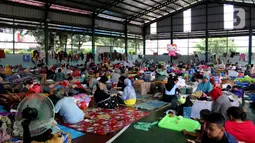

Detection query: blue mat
xmin=0 ymin=105 xmax=7 ymax=113
xmin=136 ymin=94 xmax=149 ymax=99
xmin=134 ymin=100 xmax=168 ymax=110
xmin=183 ymin=107 xmax=192 ymax=119
xmin=57 ymin=124 xmax=84 ymax=139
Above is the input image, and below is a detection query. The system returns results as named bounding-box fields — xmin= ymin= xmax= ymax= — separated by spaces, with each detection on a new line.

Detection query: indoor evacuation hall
xmin=2 ymin=0 xmax=255 ymax=143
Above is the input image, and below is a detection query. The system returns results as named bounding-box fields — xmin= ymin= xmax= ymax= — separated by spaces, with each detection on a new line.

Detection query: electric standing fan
xmin=15 ymin=94 xmax=55 ymax=143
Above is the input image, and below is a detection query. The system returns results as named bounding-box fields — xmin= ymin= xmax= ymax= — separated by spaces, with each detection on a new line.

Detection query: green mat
xmin=158 ymin=115 xmax=201 ymax=132
xmin=112 ymin=107 xmax=192 ymax=143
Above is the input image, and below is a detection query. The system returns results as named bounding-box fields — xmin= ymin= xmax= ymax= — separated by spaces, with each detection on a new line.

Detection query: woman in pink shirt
xmin=225 ymin=106 xmax=255 ymax=143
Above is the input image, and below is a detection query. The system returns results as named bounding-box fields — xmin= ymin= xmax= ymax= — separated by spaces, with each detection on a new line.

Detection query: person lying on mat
xmin=187 ymin=113 xmax=238 ymax=143
xmin=225 ymin=106 xmax=255 ymax=143
xmin=163 ymin=75 xmax=179 ymax=109
xmin=55 ymin=88 xmax=85 ymax=124
xmin=94 ymin=82 xmax=118 ymax=109
xmin=118 ymin=78 xmax=136 ymax=106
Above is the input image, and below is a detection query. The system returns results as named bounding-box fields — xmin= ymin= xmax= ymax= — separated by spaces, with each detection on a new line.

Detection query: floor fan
xmin=15 ymin=94 xmax=55 ymax=143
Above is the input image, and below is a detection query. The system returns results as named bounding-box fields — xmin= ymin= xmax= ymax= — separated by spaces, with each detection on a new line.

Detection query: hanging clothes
xmin=239 ymin=53 xmax=245 ymax=61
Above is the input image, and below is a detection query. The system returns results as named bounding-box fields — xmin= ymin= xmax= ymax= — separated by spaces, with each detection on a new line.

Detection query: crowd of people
xmin=0 ymin=58 xmax=255 ymax=143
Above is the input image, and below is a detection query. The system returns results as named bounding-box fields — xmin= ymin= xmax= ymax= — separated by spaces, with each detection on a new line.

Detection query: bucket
xmin=186 ymin=88 xmax=193 ymax=94
xmin=180 ymin=88 xmax=187 ymax=95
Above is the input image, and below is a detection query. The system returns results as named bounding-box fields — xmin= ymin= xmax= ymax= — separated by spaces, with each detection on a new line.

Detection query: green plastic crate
xmin=158 ymin=115 xmax=201 ymax=132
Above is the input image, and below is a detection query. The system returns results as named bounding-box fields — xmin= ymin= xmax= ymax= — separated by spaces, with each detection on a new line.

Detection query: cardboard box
xmin=134 ymin=81 xmax=152 ymax=95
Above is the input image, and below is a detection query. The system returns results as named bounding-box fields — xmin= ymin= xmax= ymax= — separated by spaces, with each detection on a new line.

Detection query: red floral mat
xmin=62 ymin=107 xmax=149 ymax=135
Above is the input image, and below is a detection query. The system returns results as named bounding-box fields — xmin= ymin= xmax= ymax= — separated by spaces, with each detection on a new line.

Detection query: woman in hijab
xmin=196 ymin=75 xmax=213 ymax=94
xmin=116 ymin=75 xmax=127 ymax=91
xmin=209 ymin=87 xmax=231 ymax=119
xmin=163 ymin=75 xmax=179 ymax=109
xmin=94 ymin=82 xmax=118 ymax=109
xmin=118 ymin=78 xmax=136 ymax=106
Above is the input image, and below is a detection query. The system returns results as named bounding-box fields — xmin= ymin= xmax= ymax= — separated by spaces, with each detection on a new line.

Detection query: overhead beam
xmin=144 ymin=0 xmax=206 ymax=26
xmin=128 ymin=0 xmax=179 ymax=22
xmin=92 ymin=0 xmax=156 ymax=18
xmin=209 ymin=1 xmax=254 ymax=6
xmin=131 ymin=0 xmax=169 ymax=15
xmin=149 ymin=0 xmax=176 ymax=12
xmin=173 ymin=1 xmax=185 ymax=8
xmin=68 ymin=0 xmax=141 ymax=20
xmin=95 ymin=0 xmax=124 ymax=15
xmin=182 ymin=0 xmax=191 ymax=5
xmin=121 ymin=1 xmax=165 ymax=16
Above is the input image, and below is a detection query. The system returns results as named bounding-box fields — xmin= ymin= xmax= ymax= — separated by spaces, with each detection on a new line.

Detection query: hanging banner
xmin=167 ymin=44 xmax=177 ymax=56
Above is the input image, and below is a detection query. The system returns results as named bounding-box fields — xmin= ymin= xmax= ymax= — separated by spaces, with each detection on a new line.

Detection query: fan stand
xmin=22 ymin=119 xmax=32 ymax=143
xmin=22 ymin=106 xmax=38 ymax=143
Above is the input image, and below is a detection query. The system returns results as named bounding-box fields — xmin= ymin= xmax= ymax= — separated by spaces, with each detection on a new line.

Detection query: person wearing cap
xmin=196 ymin=75 xmax=213 ymax=94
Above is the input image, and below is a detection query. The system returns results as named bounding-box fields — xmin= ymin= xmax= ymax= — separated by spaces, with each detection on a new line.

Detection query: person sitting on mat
xmin=115 ymin=75 xmax=127 ymax=91
xmin=4 ymin=65 xmax=12 ymax=76
xmin=94 ymin=82 xmax=118 ymax=109
xmin=225 ymin=106 xmax=255 ymax=143
xmin=54 ymin=68 xmax=66 ymax=82
xmin=55 ymin=88 xmax=85 ymax=124
xmin=183 ymin=109 xmax=211 ymax=142
xmin=111 ymin=69 xmax=121 ymax=83
xmin=187 ymin=113 xmax=238 ymax=143
xmin=118 ymin=78 xmax=136 ymax=106
xmin=89 ymin=71 xmax=100 ymax=89
xmin=196 ymin=75 xmax=213 ymax=94
xmin=163 ymin=75 xmax=179 ymax=109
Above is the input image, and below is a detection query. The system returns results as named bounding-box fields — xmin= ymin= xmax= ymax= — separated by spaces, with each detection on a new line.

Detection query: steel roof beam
xmin=149 ymin=0 xmax=176 ymax=12
xmin=209 ymin=0 xmax=255 ymax=6
xmin=95 ymin=0 xmax=124 ymax=15
xmin=131 ymin=0 xmax=169 ymax=14
xmin=173 ymin=1 xmax=185 ymax=8
xmin=91 ymin=0 xmax=157 ymax=19
xmin=66 ymin=0 xmax=151 ymax=21
xmin=182 ymin=0 xmax=191 ymax=5
xmin=121 ymin=1 xmax=165 ymax=16
xmin=128 ymin=0 xmax=179 ymax=22
xmin=144 ymin=0 xmax=206 ymax=26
